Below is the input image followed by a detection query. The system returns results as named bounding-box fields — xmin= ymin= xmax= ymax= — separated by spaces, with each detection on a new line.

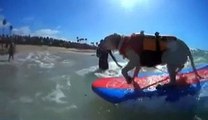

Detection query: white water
xmin=0 ymin=50 xmax=208 ymax=120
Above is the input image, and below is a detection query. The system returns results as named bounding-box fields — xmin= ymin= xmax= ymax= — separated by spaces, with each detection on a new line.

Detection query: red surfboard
xmin=92 ymin=64 xmax=208 ymax=103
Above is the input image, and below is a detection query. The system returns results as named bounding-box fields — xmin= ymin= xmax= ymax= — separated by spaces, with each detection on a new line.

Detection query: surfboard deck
xmin=92 ymin=64 xmax=208 ymax=103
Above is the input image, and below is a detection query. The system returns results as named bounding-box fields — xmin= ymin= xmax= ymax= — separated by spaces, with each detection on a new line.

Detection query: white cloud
xmin=0 ymin=16 xmax=4 ymax=27
xmin=0 ymin=15 xmax=4 ymax=19
xmin=12 ymin=26 xmax=63 ymax=39
xmin=33 ymin=29 xmax=60 ymax=37
xmin=13 ymin=26 xmax=31 ymax=36
xmin=0 ymin=15 xmax=12 ymax=28
xmin=0 ymin=19 xmax=12 ymax=28
xmin=0 ymin=14 xmax=66 ymax=40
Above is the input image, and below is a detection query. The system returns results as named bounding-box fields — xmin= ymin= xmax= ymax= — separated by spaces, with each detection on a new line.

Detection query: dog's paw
xmin=197 ymin=75 xmax=203 ymax=79
xmin=126 ymin=76 xmax=133 ymax=84
xmin=133 ymin=81 xmax=140 ymax=89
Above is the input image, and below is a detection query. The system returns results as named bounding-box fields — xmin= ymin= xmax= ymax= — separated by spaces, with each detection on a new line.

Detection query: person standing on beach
xmin=96 ymin=40 xmax=122 ymax=70
xmin=8 ymin=41 xmax=15 ymax=62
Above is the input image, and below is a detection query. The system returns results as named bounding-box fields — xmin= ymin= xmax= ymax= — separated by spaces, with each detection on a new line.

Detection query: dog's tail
xmin=178 ymin=40 xmax=202 ymax=78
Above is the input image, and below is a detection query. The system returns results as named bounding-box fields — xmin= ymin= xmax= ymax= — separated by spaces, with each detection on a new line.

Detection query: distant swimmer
xmin=8 ymin=41 xmax=15 ymax=62
xmin=96 ymin=39 xmax=122 ymax=70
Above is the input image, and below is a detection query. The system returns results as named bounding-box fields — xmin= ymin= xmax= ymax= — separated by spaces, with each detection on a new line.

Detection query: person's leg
xmin=98 ymin=59 xmax=102 ymax=69
xmin=99 ymin=59 xmax=108 ymax=70
xmin=12 ymin=54 xmax=14 ymax=60
xmin=102 ymin=59 xmax=109 ymax=70
xmin=8 ymin=55 xmax=11 ymax=62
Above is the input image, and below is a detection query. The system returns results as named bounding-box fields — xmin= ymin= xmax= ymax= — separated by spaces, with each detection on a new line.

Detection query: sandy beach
xmin=14 ymin=45 xmax=96 ymax=55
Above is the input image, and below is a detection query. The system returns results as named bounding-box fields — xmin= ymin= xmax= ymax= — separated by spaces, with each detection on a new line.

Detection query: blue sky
xmin=0 ymin=0 xmax=208 ymax=50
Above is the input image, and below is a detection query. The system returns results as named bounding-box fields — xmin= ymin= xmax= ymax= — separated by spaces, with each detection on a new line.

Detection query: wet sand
xmin=15 ymin=45 xmax=96 ymax=55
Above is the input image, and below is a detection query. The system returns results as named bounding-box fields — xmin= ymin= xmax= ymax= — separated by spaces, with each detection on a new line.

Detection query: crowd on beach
xmin=0 ymin=35 xmax=97 ymax=50
xmin=0 ymin=35 xmax=98 ymax=62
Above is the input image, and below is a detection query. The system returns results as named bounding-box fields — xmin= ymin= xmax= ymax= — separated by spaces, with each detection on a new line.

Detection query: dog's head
xmin=101 ymin=33 xmax=122 ymax=51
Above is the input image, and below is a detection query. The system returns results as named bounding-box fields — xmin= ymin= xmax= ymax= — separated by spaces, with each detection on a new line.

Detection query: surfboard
xmin=92 ymin=64 xmax=208 ymax=103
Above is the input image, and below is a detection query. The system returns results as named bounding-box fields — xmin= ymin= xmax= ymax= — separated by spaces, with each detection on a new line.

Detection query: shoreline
xmin=15 ymin=45 xmax=96 ymax=55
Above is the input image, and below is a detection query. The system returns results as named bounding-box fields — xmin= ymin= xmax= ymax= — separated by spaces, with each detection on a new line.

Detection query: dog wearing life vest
xmin=101 ymin=33 xmax=201 ymax=85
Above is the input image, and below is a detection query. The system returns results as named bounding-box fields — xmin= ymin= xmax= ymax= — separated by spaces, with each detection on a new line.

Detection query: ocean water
xmin=0 ymin=49 xmax=208 ymax=120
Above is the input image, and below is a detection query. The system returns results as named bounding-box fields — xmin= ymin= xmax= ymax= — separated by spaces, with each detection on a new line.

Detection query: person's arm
xmin=109 ymin=50 xmax=122 ymax=68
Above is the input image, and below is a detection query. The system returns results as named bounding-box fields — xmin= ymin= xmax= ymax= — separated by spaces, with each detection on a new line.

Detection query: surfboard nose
xmin=92 ymin=78 xmax=108 ymax=88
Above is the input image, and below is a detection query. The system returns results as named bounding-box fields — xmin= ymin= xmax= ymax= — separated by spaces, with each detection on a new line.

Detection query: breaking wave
xmin=17 ymin=51 xmax=61 ymax=69
xmin=42 ymin=84 xmax=67 ymax=104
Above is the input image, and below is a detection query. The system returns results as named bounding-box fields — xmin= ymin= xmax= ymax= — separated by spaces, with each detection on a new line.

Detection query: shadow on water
xmin=88 ymin=95 xmax=200 ymax=120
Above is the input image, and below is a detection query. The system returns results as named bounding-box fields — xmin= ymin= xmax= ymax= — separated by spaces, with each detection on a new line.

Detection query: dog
xmin=101 ymin=33 xmax=202 ymax=85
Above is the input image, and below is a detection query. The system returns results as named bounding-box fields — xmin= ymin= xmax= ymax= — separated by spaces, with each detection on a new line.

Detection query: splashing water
xmin=0 ymin=49 xmax=208 ymax=120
